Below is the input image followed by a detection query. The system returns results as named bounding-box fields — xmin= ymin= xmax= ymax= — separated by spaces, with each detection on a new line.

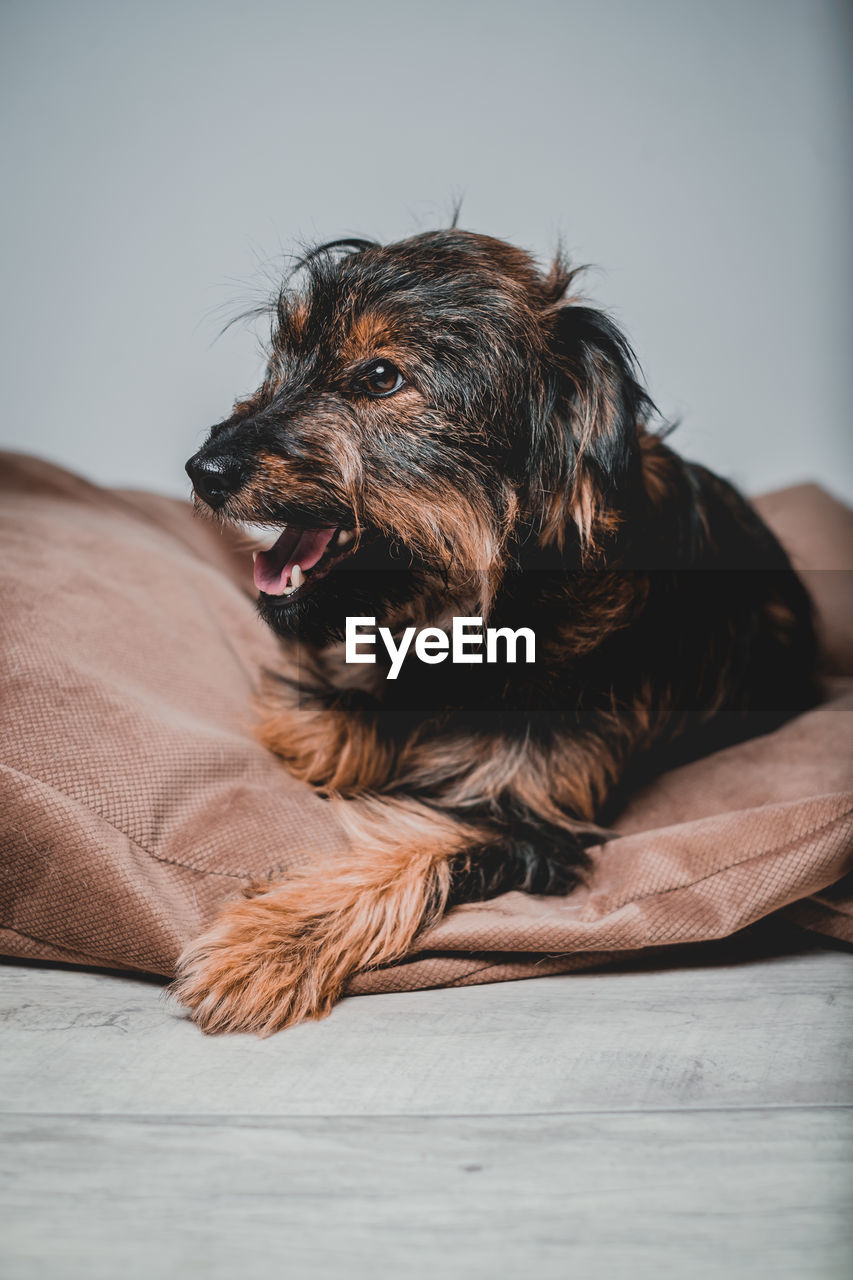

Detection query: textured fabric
xmin=0 ymin=451 xmax=851 ymax=994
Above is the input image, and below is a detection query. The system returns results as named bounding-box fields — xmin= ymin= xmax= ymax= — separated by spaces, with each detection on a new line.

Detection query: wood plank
xmin=1 ymin=949 xmax=851 ymax=1116
xmin=1 ymin=1110 xmax=850 ymax=1280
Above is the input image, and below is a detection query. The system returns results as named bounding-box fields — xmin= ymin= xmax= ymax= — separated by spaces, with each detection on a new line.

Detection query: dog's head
xmin=187 ymin=229 xmax=652 ymax=644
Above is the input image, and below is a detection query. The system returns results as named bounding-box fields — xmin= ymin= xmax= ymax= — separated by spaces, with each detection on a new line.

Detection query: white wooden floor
xmin=1 ymin=936 xmax=851 ymax=1279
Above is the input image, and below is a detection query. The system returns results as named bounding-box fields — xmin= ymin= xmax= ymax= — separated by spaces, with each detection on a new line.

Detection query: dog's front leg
xmin=171 ymin=799 xmax=475 ymax=1035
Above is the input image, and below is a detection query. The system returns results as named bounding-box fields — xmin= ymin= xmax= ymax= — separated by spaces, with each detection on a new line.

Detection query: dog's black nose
xmin=185 ymin=453 xmax=245 ymax=509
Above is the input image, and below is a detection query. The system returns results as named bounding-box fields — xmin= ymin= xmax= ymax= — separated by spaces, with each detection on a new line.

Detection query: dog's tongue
xmin=253 ymin=526 xmax=337 ymax=595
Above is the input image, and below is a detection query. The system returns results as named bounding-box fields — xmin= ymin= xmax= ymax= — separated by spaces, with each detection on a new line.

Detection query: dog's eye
xmin=361 ymin=360 xmax=404 ymax=398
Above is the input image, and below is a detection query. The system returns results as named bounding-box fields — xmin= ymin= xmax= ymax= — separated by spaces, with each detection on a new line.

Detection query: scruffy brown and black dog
xmin=174 ymin=228 xmax=816 ymax=1034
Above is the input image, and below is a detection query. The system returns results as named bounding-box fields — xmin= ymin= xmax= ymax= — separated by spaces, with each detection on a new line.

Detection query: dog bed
xmin=1 ymin=450 xmax=851 ymax=995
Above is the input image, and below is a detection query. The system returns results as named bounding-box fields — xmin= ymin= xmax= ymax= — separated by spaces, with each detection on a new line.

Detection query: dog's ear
xmin=526 ymin=278 xmax=651 ymax=553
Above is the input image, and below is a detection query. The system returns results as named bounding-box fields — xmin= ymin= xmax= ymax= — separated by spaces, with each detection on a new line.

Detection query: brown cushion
xmin=1 ymin=451 xmax=851 ymax=992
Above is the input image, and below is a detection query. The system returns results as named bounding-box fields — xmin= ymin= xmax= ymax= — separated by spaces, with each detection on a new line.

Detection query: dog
xmin=173 ymin=228 xmax=817 ymax=1034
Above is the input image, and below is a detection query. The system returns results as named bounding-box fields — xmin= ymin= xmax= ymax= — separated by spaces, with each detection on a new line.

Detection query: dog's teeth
xmin=239 ymin=521 xmax=282 ymax=549
xmin=291 ymin=564 xmax=305 ymax=589
xmin=252 ymin=551 xmax=259 ymax=563
xmin=337 ymin=529 xmax=354 ymax=547
xmin=282 ymin=585 xmax=295 ymax=596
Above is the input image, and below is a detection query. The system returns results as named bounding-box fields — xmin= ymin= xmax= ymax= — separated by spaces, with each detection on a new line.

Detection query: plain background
xmin=1 ymin=0 xmax=850 ymax=503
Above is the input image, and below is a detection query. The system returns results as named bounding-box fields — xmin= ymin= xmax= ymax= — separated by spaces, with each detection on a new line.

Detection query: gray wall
xmin=1 ymin=0 xmax=850 ymax=501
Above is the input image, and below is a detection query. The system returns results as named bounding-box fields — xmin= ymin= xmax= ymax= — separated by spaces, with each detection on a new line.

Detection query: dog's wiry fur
xmin=173 ymin=229 xmax=817 ymax=1034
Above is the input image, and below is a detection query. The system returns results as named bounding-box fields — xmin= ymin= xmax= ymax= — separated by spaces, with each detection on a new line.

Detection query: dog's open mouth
xmin=238 ymin=523 xmax=358 ymax=599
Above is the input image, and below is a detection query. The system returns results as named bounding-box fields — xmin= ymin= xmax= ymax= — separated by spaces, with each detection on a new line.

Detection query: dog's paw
xmin=171 ymin=890 xmax=344 ymax=1036
xmin=171 ymin=843 xmax=444 ymax=1036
